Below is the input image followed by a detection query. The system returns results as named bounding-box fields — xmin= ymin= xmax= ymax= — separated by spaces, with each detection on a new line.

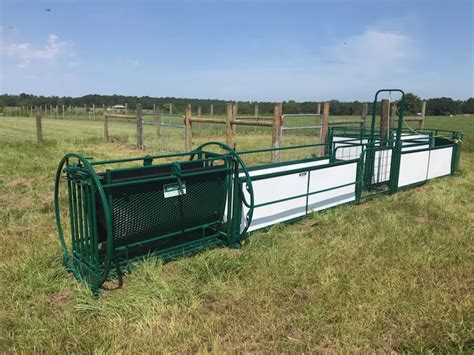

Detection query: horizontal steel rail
xmin=236 ymin=142 xmax=326 ymax=155
xmin=101 ymin=166 xmax=232 ymax=189
xmin=247 ymin=158 xmax=359 ymax=182
xmin=250 ymin=181 xmax=356 ymax=209
xmin=281 ymin=125 xmax=322 ymax=130
xmin=143 ymin=122 xmax=185 ymax=128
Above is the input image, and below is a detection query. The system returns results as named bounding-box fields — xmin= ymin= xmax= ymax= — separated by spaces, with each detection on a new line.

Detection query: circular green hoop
xmin=191 ymin=141 xmax=254 ymax=236
xmin=54 ymin=152 xmax=114 ymax=286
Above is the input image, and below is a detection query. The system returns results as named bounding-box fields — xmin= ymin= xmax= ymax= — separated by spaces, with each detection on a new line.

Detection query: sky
xmin=0 ymin=0 xmax=473 ymax=101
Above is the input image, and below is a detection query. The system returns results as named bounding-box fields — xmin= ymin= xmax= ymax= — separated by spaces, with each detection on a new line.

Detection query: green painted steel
xmin=327 ymin=89 xmax=463 ymax=198
xmin=55 ymin=142 xmax=255 ymax=294
xmin=54 ymin=89 xmax=464 ymax=294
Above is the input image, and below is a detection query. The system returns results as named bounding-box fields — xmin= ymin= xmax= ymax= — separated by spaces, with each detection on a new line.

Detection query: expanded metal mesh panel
xmin=109 ymin=171 xmax=228 ymax=247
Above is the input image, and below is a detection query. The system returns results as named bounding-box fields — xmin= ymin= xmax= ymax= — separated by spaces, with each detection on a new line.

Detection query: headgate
xmin=55 ymin=89 xmax=463 ymax=294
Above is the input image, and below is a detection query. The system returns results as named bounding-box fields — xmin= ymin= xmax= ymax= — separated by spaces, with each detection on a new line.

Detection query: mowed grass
xmin=0 ymin=115 xmax=473 ymax=352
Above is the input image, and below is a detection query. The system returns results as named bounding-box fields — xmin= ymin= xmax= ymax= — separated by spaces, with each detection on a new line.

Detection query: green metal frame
xmin=327 ymin=89 xmax=463 ymax=198
xmin=54 ymin=142 xmax=254 ymax=294
xmin=54 ymin=89 xmax=464 ymax=294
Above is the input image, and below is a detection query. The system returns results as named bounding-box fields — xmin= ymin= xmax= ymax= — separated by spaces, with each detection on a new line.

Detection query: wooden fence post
xmin=232 ymin=102 xmax=238 ymax=134
xmin=125 ymin=103 xmax=128 ymax=114
xmin=254 ymin=104 xmax=259 ymax=121
xmin=320 ymin=102 xmax=330 ymax=156
xmin=155 ymin=104 xmax=161 ymax=136
xmin=380 ymin=99 xmax=390 ymax=144
xmin=389 ymin=102 xmax=396 ymax=129
xmin=316 ymin=103 xmax=321 ymax=115
xmin=169 ymin=103 xmax=173 ymax=114
xmin=420 ymin=100 xmax=426 ymax=129
xmin=271 ymin=102 xmax=282 ymax=163
xmin=35 ymin=109 xmax=43 ymax=143
xmin=103 ymin=112 xmax=109 ymax=143
xmin=361 ymin=103 xmax=368 ymax=129
xmin=185 ymin=104 xmax=192 ymax=151
xmin=210 ymin=104 xmax=214 ymax=116
xmin=226 ymin=103 xmax=233 ymax=146
xmin=136 ymin=104 xmax=144 ymax=149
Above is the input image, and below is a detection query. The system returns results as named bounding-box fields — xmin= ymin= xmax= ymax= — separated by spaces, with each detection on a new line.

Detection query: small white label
xmin=164 ymin=182 xmax=186 ymax=198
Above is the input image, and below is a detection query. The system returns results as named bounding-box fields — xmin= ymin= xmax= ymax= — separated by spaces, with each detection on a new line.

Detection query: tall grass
xmin=0 ymin=115 xmax=472 ymax=352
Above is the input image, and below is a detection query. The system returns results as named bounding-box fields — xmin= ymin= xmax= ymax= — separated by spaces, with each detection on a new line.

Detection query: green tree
xmin=403 ymin=93 xmax=422 ymax=115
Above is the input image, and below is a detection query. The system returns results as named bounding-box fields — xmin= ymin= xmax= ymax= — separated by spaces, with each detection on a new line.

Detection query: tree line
xmin=1 ymin=93 xmax=473 ymax=116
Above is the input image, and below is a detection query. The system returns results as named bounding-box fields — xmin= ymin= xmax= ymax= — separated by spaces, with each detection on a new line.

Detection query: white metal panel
xmin=240 ymin=159 xmax=329 ymax=178
xmin=398 ymin=150 xmax=430 ymax=187
xmin=241 ymin=160 xmax=358 ymax=233
xmin=238 ymin=159 xmax=329 ymax=232
xmin=427 ymin=147 xmax=453 ymax=179
xmin=242 ymin=172 xmax=309 ymax=232
xmin=307 ymin=162 xmax=357 ymax=212
xmin=400 ymin=134 xmax=430 ymax=152
xmin=307 ymin=185 xmax=355 ymax=212
xmin=230 ymin=159 xmax=329 ymax=225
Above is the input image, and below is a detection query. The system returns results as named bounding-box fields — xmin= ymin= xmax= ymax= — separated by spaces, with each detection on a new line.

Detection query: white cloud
xmin=2 ymin=34 xmax=73 ymax=68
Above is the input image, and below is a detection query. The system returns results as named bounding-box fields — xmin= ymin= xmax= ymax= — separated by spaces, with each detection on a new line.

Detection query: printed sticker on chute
xmin=164 ymin=182 xmax=186 ymax=198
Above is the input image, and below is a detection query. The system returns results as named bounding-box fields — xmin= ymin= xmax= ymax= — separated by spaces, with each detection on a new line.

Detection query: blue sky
xmin=1 ymin=0 xmax=473 ymax=101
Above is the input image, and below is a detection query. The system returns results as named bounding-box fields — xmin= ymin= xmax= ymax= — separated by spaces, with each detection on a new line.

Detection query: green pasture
xmin=0 ymin=115 xmax=472 ymax=352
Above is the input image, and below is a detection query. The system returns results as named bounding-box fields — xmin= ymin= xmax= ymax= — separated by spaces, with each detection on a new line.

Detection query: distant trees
xmin=403 ymin=93 xmax=422 ymax=115
xmin=0 ymin=93 xmax=472 ymax=116
xmin=426 ymin=97 xmax=461 ymax=116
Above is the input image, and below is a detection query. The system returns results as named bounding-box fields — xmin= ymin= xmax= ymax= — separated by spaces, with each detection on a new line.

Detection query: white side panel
xmin=239 ymin=159 xmax=330 ymax=179
xmin=400 ymin=134 xmax=430 ymax=152
xmin=427 ymin=147 xmax=453 ymax=179
xmin=307 ymin=162 xmax=357 ymax=212
xmin=241 ymin=161 xmax=358 ymax=233
xmin=242 ymin=172 xmax=309 ymax=232
xmin=229 ymin=159 xmax=329 ymax=223
xmin=238 ymin=159 xmax=329 ymax=232
xmin=398 ymin=151 xmax=430 ymax=187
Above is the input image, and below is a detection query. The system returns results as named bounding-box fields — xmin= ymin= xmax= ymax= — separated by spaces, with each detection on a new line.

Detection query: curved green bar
xmin=192 ymin=141 xmax=255 ymax=236
xmin=55 ymin=144 xmax=255 ymax=293
xmin=54 ymin=153 xmax=114 ymax=291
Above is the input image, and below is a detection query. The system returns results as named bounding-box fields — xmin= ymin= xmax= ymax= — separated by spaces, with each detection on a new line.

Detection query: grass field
xmin=0 ymin=115 xmax=473 ymax=352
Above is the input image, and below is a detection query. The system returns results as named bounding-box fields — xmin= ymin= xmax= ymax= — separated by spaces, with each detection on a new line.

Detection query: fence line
xmin=24 ymin=99 xmax=421 ymax=161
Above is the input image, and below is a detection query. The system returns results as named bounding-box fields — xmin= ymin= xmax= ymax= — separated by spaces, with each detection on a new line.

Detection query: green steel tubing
xmin=246 ymin=155 xmax=331 ymax=173
xmin=114 ymin=221 xmax=222 ymax=250
xmin=192 ymin=141 xmax=255 ymax=236
xmin=236 ymin=142 xmax=326 ymax=156
xmin=106 ymin=155 xmax=230 ymax=174
xmin=247 ymin=158 xmax=360 ymax=182
xmin=90 ymin=151 xmax=195 ymax=166
xmin=246 ymin=181 xmax=357 ymax=209
xmin=54 ymin=153 xmax=114 ymax=290
xmin=101 ymin=167 xmax=232 ymax=189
